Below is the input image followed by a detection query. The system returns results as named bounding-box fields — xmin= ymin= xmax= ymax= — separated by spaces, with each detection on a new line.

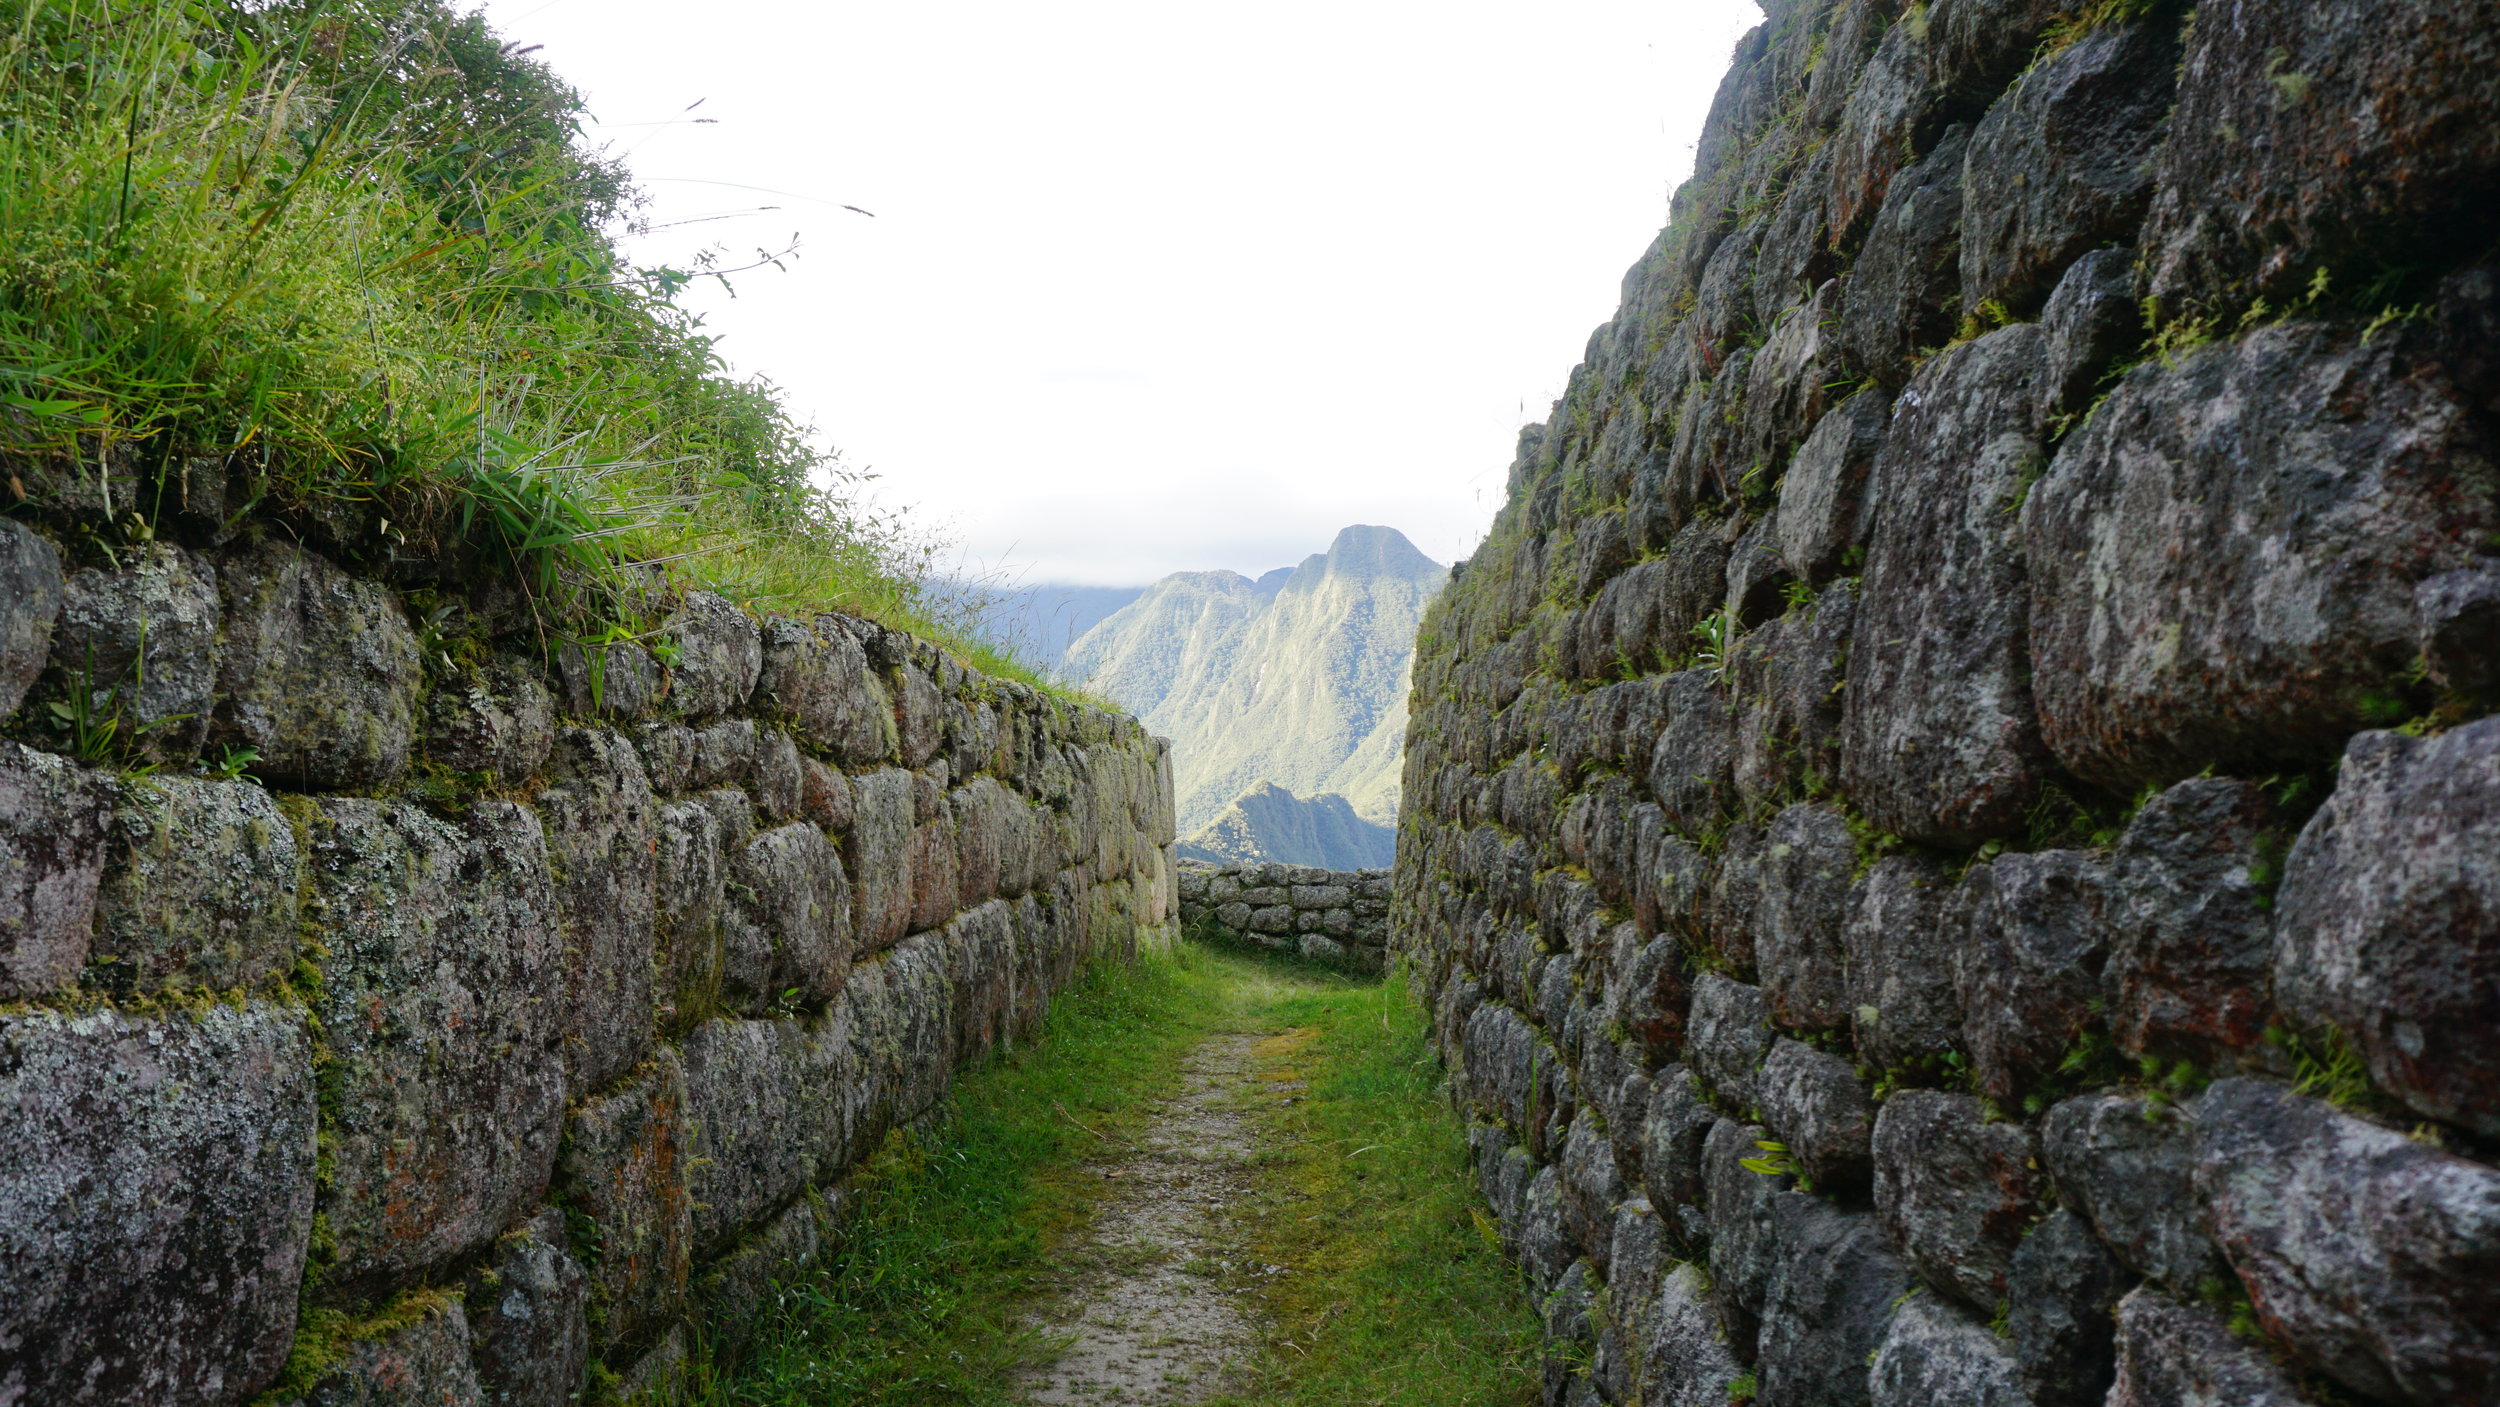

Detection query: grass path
xmin=675 ymin=943 xmax=1539 ymax=1406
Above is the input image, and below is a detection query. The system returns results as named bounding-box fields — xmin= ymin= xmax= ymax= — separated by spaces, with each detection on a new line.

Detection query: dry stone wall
xmin=1174 ymin=859 xmax=1391 ymax=971
xmin=1393 ymin=2 xmax=2500 ymax=1406
xmin=0 ymin=519 xmax=1175 ymax=1405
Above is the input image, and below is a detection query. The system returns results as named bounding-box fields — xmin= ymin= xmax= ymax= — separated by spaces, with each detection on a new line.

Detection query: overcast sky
xmin=476 ymin=0 xmax=1763 ymax=586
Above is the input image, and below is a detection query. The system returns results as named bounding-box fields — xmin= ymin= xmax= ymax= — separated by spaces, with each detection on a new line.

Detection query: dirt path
xmin=1019 ymin=1030 xmax=1290 ymax=1404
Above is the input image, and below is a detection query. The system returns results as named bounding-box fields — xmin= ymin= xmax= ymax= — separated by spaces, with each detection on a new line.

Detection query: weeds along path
xmin=679 ymin=945 xmax=1538 ymax=1406
xmin=1016 ymin=1031 xmax=1269 ymax=1403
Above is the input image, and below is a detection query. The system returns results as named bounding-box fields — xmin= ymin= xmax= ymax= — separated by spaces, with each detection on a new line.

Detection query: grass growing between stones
xmin=672 ymin=945 xmax=1539 ymax=1406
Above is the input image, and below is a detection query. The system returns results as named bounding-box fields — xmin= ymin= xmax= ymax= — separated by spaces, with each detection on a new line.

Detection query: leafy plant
xmin=1739 ymin=1139 xmax=1798 ymax=1178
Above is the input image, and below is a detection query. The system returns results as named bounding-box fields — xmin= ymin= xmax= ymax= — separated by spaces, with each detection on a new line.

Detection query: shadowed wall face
xmin=1394 ymin=1 xmax=2500 ymax=1405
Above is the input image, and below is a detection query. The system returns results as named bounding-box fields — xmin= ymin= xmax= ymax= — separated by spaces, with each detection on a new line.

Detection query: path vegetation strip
xmin=674 ymin=942 xmax=1539 ymax=1405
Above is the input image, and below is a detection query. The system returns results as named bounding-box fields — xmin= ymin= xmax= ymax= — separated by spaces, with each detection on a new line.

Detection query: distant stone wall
xmin=1395 ymin=1 xmax=2500 ymax=1405
xmin=1176 ymin=860 xmax=1391 ymax=972
xmin=0 ymin=516 xmax=1175 ymax=1405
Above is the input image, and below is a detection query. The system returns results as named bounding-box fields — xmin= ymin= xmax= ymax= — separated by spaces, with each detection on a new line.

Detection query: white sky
xmin=475 ymin=0 xmax=1763 ymax=586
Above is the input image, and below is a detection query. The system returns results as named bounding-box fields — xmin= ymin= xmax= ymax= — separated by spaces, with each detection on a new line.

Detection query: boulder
xmin=1839 ymin=123 xmax=1972 ymax=385
xmin=2038 ymin=248 xmax=2141 ymax=421
xmin=1639 ymin=1262 xmax=1748 ymax=1407
xmin=722 ymin=822 xmax=852 ymax=1008
xmin=462 ymin=1210 xmax=588 ymax=1407
xmin=279 ymin=1296 xmax=482 ymax=1407
xmin=0 ymin=517 xmax=64 ymax=718
xmin=2142 ymin=0 xmax=2500 ymax=316
xmin=0 ymin=1004 xmax=315 ymax=1407
xmin=1844 ymin=855 xmax=1964 ymax=1073
xmin=1957 ymin=850 xmax=2107 ymax=1102
xmin=558 ymin=1054 xmax=691 ymax=1348
xmin=2041 ymin=1093 xmax=2225 ymax=1291
xmin=538 ymin=730 xmax=658 ymax=1092
xmin=1870 ymin=1291 xmax=2029 ymax=1407
xmin=1759 ymin=1194 xmax=1918 ymax=1406
xmin=2195 ymin=1077 xmax=2500 ymax=1404
xmin=47 ymin=541 xmax=221 ymax=756
xmin=1776 ymin=388 xmax=1889 ymax=583
xmin=0 ymin=739 xmax=115 ymax=999
xmin=1759 ymin=1037 xmax=1876 ymax=1193
xmin=2024 ymin=321 xmax=2497 ymax=792
xmin=2106 ymin=1287 xmax=2323 ymax=1407
xmin=661 ymin=591 xmax=760 ymax=720
xmin=424 ymin=655 xmax=555 ymax=786
xmin=678 ymin=1016 xmax=819 ymax=1257
xmin=213 ymin=538 xmax=421 ymax=789
xmin=756 ymin=615 xmax=890 ymax=766
xmin=91 ymin=775 xmax=302 ymax=996
xmin=2007 ymin=1208 xmax=2133 ymax=1407
xmin=1958 ymin=19 xmax=2178 ymax=318
xmin=1873 ymin=1089 xmax=2045 ymax=1312
xmin=305 ymin=800 xmax=569 ymax=1295
xmin=2273 ymin=719 xmax=2500 ymax=1135
xmin=1841 ymin=324 xmax=2053 ymax=846
xmin=1688 ymin=973 xmax=1773 ymax=1110
xmin=1755 ymin=802 xmax=1855 ymax=1033
xmin=2102 ymin=778 xmax=2281 ymax=1067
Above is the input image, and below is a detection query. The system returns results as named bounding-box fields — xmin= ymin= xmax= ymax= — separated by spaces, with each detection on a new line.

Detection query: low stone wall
xmin=0 ymin=519 xmax=1175 ymax=1406
xmin=1175 ymin=860 xmax=1391 ymax=971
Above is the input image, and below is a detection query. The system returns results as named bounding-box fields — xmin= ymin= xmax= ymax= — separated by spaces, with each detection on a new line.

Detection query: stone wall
xmin=0 ymin=518 xmax=1176 ymax=1405
xmin=1175 ymin=860 xmax=1391 ymax=972
xmin=1393 ymin=2 xmax=2500 ymax=1406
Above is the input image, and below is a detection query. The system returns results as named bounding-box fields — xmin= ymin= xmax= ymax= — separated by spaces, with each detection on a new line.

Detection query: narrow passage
xmin=1018 ymin=1032 xmax=1271 ymax=1403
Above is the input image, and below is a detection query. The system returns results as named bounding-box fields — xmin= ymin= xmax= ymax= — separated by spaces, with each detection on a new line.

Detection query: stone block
xmin=1841 ymin=324 xmax=2053 ymax=845
xmin=653 ymin=800 xmax=724 ymax=1016
xmin=280 ymin=1295 xmax=482 ymax=1407
xmin=1760 ymin=1194 xmax=1918 ymax=1407
xmin=1214 ymin=900 xmax=1252 ymax=931
xmin=47 ymin=541 xmax=220 ymax=757
xmin=559 ymin=1052 xmax=690 ymax=1349
xmin=2025 ymin=321 xmax=2497 ymax=792
xmin=685 ymin=719 xmax=755 ymax=792
xmin=1776 ymin=387 xmax=1889 ymax=584
xmin=1870 ymin=1291 xmax=2028 ymax=1407
xmin=2274 ymin=718 xmax=2500 ymax=1135
xmin=463 ymin=1209 xmax=588 ymax=1407
xmin=554 ymin=637 xmax=660 ymax=720
xmin=1704 ymin=1118 xmax=1793 ymax=1356
xmin=0 ymin=1004 xmax=314 ymax=1407
xmin=694 ymin=1195 xmax=827 ymax=1359
xmin=1839 ymin=123 xmax=1972 ymax=386
xmin=892 ymin=662 xmax=943 ymax=768
xmin=1824 ymin=15 xmax=1945 ymax=247
xmin=661 ymin=591 xmax=760 ymax=721
xmin=0 ymin=739 xmax=116 ymax=998
xmin=2008 ymin=1208 xmax=2133 ymax=1407
xmin=1640 ymin=1067 xmax=1718 ymax=1254
xmin=1957 ymin=850 xmax=2107 ymax=1102
xmin=907 ymin=815 xmax=960 ymax=932
xmin=1248 ymin=903 xmax=1293 ymax=934
xmin=2107 ymin=1287 xmax=2323 ymax=1407
xmin=2195 ymin=1077 xmax=2500 ymax=1404
xmin=305 ymin=800 xmax=569 ymax=1295
xmin=1873 ymin=1089 xmax=2045 ymax=1312
xmin=539 ymin=730 xmax=658 ymax=1092
xmin=1556 ymin=1116 xmax=1627 ymax=1273
xmin=757 ymin=616 xmax=890 ymax=766
xmin=722 ymin=822 xmax=852 ymax=1008
xmin=92 ymin=774 xmax=301 ymax=996
xmin=845 ymin=768 xmax=916 ymax=952
xmin=2416 ymin=564 xmax=2500 ymax=701
xmin=1639 ymin=1262 xmax=1747 ymax=1407
xmin=0 ymin=517 xmax=63 ymax=718
xmin=1520 ymin=1163 xmax=1573 ymax=1291
xmin=2142 ymin=0 xmax=2500 ymax=316
xmin=679 ymin=1016 xmax=818 ymax=1257
xmin=1688 ymin=972 xmax=1772 ymax=1110
xmin=425 ymin=656 xmax=555 ymax=786
xmin=2038 ymin=247 xmax=2141 ymax=421
xmin=1646 ymin=668 xmax=1734 ymax=833
xmin=213 ymin=538 xmax=420 ymax=789
xmin=2103 ymin=778 xmax=2282 ymax=1067
xmin=1291 ymin=882 xmax=1351 ymax=909
xmin=1958 ymin=19 xmax=2178 ymax=319
xmin=754 ymin=729 xmax=803 ymax=822
xmin=2041 ymin=1092 xmax=2223 ymax=1291
xmin=1757 ymin=802 xmax=1855 ymax=1033
xmin=1759 ymin=1037 xmax=1876 ymax=1193
xmin=1845 ymin=855 xmax=1964 ymax=1073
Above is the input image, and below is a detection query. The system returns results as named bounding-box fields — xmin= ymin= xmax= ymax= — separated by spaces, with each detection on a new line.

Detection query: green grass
xmin=0 ymin=0 xmax=1053 ymax=687
xmin=673 ymin=945 xmax=1539 ymax=1406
